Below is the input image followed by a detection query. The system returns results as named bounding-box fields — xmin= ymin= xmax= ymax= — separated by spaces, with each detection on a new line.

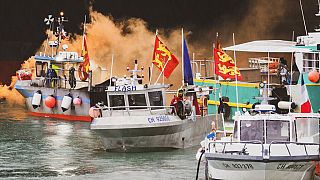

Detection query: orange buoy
xmin=45 ymin=95 xmax=56 ymax=108
xmin=73 ymin=96 xmax=82 ymax=105
xmin=308 ymin=71 xmax=319 ymax=83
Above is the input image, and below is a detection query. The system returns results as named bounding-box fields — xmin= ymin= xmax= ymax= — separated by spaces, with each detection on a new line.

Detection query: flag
xmin=214 ymin=47 xmax=242 ymax=80
xmin=152 ymin=35 xmax=179 ymax=78
xmin=300 ymin=75 xmax=312 ymax=113
xmin=81 ymin=35 xmax=90 ymax=73
xmin=183 ymin=37 xmax=193 ymax=85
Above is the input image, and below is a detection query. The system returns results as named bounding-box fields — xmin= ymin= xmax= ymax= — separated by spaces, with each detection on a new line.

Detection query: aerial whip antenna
xmin=299 ymin=0 xmax=308 ymax=35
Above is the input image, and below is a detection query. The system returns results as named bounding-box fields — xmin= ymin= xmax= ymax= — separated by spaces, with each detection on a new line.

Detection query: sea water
xmin=0 ymin=103 xmax=205 ymax=179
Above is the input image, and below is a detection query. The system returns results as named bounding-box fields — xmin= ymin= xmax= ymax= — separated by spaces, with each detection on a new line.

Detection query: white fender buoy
xmin=32 ymin=90 xmax=42 ymax=109
xmin=89 ymin=106 xmax=101 ymax=118
xmin=61 ymin=94 xmax=73 ymax=112
xmin=73 ymin=96 xmax=82 ymax=105
xmin=278 ymin=101 xmax=297 ymax=110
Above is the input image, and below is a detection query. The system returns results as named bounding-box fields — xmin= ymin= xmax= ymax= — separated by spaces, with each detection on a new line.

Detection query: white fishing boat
xmin=90 ymin=60 xmax=216 ymax=152
xmin=197 ymin=82 xmax=320 ymax=180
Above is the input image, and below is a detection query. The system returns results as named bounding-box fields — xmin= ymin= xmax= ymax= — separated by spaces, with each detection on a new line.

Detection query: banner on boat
xmin=214 ymin=48 xmax=242 ymax=80
xmin=152 ymin=35 xmax=179 ymax=78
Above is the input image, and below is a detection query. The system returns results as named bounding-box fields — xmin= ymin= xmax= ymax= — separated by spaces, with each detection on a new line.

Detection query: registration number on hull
xmin=147 ymin=115 xmax=170 ymax=123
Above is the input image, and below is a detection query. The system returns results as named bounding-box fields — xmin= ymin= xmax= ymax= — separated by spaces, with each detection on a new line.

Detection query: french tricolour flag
xmin=300 ymin=75 xmax=312 ymax=113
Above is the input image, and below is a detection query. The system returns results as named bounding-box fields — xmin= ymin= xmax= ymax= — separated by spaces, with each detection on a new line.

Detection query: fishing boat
xmin=192 ymin=5 xmax=320 ymax=119
xmin=197 ymin=81 xmax=320 ymax=180
xmin=14 ymin=13 xmax=108 ymax=122
xmin=90 ymin=59 xmax=217 ymax=152
xmin=90 ymin=31 xmax=220 ymax=152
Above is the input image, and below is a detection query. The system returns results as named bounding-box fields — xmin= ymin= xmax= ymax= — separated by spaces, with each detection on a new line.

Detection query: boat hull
xmin=14 ymin=80 xmax=106 ymax=122
xmin=91 ymin=115 xmax=214 ymax=152
xmin=205 ymin=154 xmax=318 ymax=180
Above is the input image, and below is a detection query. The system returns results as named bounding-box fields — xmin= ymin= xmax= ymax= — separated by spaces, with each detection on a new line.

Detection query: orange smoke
xmin=45 ymin=11 xmax=189 ymax=88
xmin=0 ymin=58 xmax=35 ymax=106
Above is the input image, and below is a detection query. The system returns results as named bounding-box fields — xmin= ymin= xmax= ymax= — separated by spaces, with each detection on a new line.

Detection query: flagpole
xmin=232 ymin=33 xmax=239 ymax=113
xmin=82 ymin=15 xmax=87 ymax=52
xmin=182 ymin=28 xmax=184 ymax=87
xmin=289 ymin=31 xmax=295 ymax=112
xmin=154 ymin=59 xmax=169 ymax=85
xmin=149 ymin=29 xmax=158 ymax=85
xmin=109 ymin=54 xmax=114 ymax=86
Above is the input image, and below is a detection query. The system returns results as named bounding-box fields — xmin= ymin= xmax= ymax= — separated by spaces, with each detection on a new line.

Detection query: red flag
xmin=152 ymin=35 xmax=179 ymax=78
xmin=82 ymin=35 xmax=90 ymax=73
xmin=214 ymin=48 xmax=242 ymax=80
xmin=300 ymin=76 xmax=312 ymax=113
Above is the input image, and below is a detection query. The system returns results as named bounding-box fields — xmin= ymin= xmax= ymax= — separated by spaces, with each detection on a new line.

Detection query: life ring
xmin=78 ymin=63 xmax=88 ymax=81
xmin=199 ymin=95 xmax=208 ymax=116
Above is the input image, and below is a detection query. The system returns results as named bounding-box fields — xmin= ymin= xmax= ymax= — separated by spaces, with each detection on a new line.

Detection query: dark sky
xmin=0 ymin=0 xmax=318 ymax=84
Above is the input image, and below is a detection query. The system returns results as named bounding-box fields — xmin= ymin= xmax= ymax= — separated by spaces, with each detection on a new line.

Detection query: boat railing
xmin=268 ymin=141 xmax=320 ymax=157
xmin=208 ymin=140 xmax=264 ymax=156
xmin=191 ymin=59 xmax=215 ymax=79
xmin=95 ymin=105 xmax=178 ymax=117
xmin=29 ymin=68 xmax=92 ymax=90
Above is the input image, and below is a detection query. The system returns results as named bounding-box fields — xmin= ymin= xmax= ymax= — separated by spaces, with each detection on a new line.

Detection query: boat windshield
xmin=148 ymin=91 xmax=163 ymax=110
xmin=128 ymin=94 xmax=147 ymax=110
xmin=240 ymin=120 xmax=264 ymax=142
xmin=109 ymin=95 xmax=125 ymax=110
xmin=266 ymin=120 xmax=290 ymax=144
xmin=295 ymin=117 xmax=319 ymax=143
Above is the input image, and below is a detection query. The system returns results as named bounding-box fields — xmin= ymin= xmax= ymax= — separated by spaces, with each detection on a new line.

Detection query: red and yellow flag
xmin=214 ymin=47 xmax=242 ymax=80
xmin=82 ymin=35 xmax=90 ymax=73
xmin=152 ymin=35 xmax=179 ymax=78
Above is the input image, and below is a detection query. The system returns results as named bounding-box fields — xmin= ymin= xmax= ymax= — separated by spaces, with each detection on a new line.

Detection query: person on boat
xmin=207 ymin=121 xmax=216 ymax=140
xmin=198 ymin=88 xmax=209 ymax=116
xmin=278 ymin=57 xmax=288 ymax=85
xmin=170 ymin=89 xmax=186 ymax=117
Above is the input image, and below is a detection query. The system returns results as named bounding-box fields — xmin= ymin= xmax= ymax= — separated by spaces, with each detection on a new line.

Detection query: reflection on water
xmin=0 ymin=103 xmax=204 ymax=179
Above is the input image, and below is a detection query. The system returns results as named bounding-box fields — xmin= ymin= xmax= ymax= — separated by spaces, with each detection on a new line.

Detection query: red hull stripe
xmin=28 ymin=111 xmax=92 ymax=122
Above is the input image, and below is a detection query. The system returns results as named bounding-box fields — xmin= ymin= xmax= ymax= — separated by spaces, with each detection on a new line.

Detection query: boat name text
xmin=147 ymin=115 xmax=170 ymax=123
xmin=114 ymin=85 xmax=137 ymax=91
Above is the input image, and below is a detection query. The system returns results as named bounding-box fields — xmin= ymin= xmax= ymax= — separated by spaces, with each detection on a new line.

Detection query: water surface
xmin=0 ymin=103 xmax=204 ymax=179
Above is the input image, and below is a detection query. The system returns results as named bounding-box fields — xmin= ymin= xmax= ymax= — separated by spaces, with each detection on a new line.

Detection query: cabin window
xmin=128 ymin=94 xmax=147 ymax=109
xmin=302 ymin=53 xmax=320 ymax=72
xmin=295 ymin=117 xmax=319 ymax=142
xmin=36 ymin=62 xmax=47 ymax=77
xmin=233 ymin=120 xmax=238 ymax=139
xmin=266 ymin=120 xmax=290 ymax=143
xmin=148 ymin=91 xmax=163 ymax=110
xmin=240 ymin=120 xmax=264 ymax=142
xmin=109 ymin=95 xmax=125 ymax=110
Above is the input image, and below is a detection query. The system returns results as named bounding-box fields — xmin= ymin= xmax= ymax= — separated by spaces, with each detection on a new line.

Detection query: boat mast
xmin=299 ymin=0 xmax=308 ymax=35
xmin=55 ymin=11 xmax=68 ymax=55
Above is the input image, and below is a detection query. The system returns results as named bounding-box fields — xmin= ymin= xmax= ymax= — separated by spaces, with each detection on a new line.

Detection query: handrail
xmin=208 ymin=140 xmax=264 ymax=156
xmin=208 ymin=140 xmax=320 ymax=158
xmin=93 ymin=105 xmax=178 ymax=117
xmin=268 ymin=141 xmax=320 ymax=157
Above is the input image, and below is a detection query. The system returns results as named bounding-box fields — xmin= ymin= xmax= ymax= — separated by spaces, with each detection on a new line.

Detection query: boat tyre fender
xmin=69 ymin=67 xmax=76 ymax=88
xmin=177 ymin=100 xmax=186 ymax=119
xmin=78 ymin=63 xmax=88 ymax=81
